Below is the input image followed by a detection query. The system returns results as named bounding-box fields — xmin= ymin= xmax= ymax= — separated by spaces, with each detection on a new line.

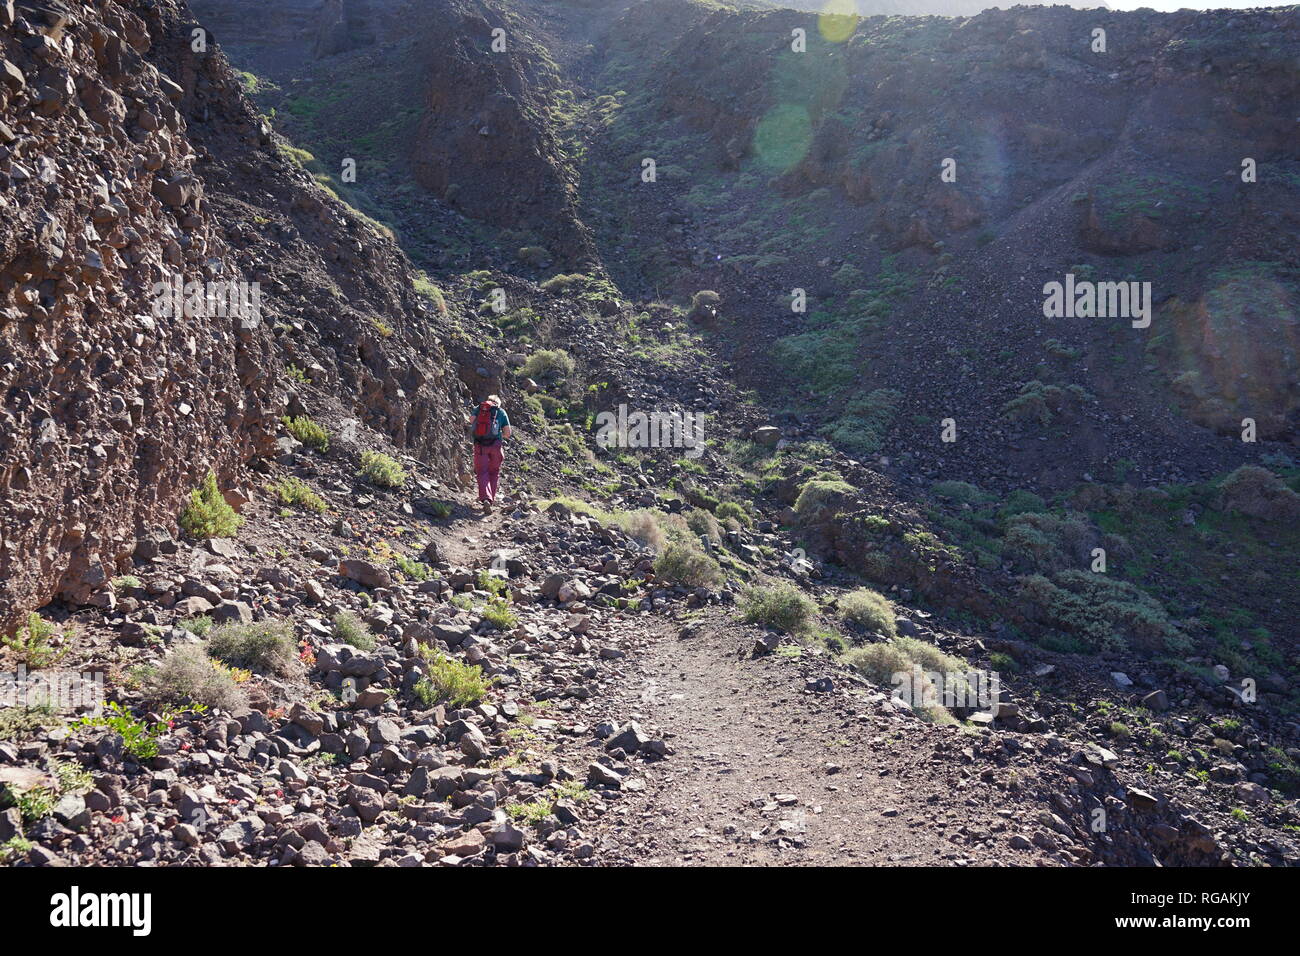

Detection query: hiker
xmin=471 ymin=394 xmax=511 ymax=511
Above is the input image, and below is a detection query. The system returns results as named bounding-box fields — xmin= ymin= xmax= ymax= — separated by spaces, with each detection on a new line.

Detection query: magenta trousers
xmin=473 ymin=441 xmax=504 ymax=502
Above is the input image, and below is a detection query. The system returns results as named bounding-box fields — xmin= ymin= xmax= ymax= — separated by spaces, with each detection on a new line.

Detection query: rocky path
xmin=583 ymin=613 xmax=1051 ymax=866
xmin=436 ymin=501 xmax=1053 ymax=866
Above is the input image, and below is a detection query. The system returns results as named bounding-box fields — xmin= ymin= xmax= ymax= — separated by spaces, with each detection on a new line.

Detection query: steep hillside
xmin=0 ymin=0 xmax=470 ymax=635
xmin=0 ymin=0 xmax=1297 ymax=875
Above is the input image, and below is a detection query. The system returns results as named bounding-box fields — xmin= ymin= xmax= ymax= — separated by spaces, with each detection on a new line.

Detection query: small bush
xmin=359 ymin=451 xmax=407 ymax=489
xmin=519 ymin=349 xmax=575 ymax=381
xmin=793 ymin=478 xmax=856 ymax=522
xmin=685 ymin=508 xmax=721 ymax=541
xmin=517 ymin=245 xmax=552 ymax=268
xmin=654 ymin=543 xmax=724 ymax=588
xmin=207 ymin=621 xmax=299 ymax=678
xmin=112 ymin=575 xmax=143 ymax=595
xmin=145 ymin=646 xmax=248 ymax=712
xmin=688 ymin=289 xmax=720 ymax=318
xmin=181 ymin=614 xmax=214 ymax=636
xmin=72 ymin=702 xmax=167 ymax=761
xmin=282 ymin=415 xmax=329 ymax=451
xmin=481 ymin=597 xmax=517 ymax=630
xmin=2 ymin=613 xmax=64 ymax=669
xmin=742 ymin=584 xmax=816 ymax=633
xmin=413 ymin=647 xmax=492 ymax=708
xmin=395 ymin=555 xmax=435 ymax=581
xmin=715 ymin=501 xmax=752 ymax=527
xmin=274 ymin=477 xmax=327 ymax=513
xmin=838 ymin=588 xmax=896 ymax=637
xmin=179 ymin=472 xmax=243 ymax=539
xmin=1218 ymin=465 xmax=1300 ymax=521
xmin=844 ymin=637 xmax=967 ymax=686
xmin=413 ymin=273 xmax=447 ymax=313
xmin=615 ymin=509 xmax=667 ymax=551
xmin=332 ymin=611 xmax=374 ymax=650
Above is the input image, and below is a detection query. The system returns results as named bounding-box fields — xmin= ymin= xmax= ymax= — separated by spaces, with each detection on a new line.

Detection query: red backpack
xmin=473 ymin=401 xmax=501 ymax=445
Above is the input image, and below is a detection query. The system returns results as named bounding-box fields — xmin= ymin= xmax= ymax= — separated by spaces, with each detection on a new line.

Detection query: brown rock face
xmin=0 ymin=0 xmax=469 ymax=633
xmin=0 ymin=0 xmax=281 ymax=628
xmin=408 ymin=0 xmax=593 ymax=267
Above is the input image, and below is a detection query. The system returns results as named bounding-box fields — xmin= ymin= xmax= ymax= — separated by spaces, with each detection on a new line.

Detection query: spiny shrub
xmin=282 ymin=415 xmax=329 ymax=451
xmin=332 ymin=611 xmax=374 ymax=651
xmin=207 ymin=621 xmax=299 ymax=678
xmin=838 ymin=588 xmax=896 ymax=637
xmin=519 ymin=349 xmax=575 ymax=381
xmin=843 ymin=637 xmax=966 ymax=685
xmin=654 ymin=543 xmax=723 ymax=588
xmin=179 ymin=472 xmax=242 ymax=539
xmin=413 ymin=647 xmax=492 ymax=708
xmin=359 ymin=450 xmax=407 ymax=489
xmin=274 ymin=477 xmax=327 ymax=513
xmin=741 ymin=583 xmax=816 ymax=633
xmin=144 ymin=646 xmax=248 ymax=712
xmin=685 ymin=508 xmax=721 ymax=542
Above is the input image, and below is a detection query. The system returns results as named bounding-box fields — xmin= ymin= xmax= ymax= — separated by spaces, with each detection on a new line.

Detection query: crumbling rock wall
xmin=0 ymin=0 xmax=282 ymax=631
xmin=0 ymin=0 xmax=470 ymax=634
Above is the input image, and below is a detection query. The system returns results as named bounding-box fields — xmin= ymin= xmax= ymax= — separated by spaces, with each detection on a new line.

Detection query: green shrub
xmin=793 ymin=479 xmax=856 ymax=522
xmin=685 ymin=508 xmax=721 ymax=541
xmin=1218 ymin=465 xmax=1300 ymax=521
xmin=838 ymin=588 xmax=896 ymax=637
xmin=144 ymin=646 xmax=248 ymax=711
xmin=1001 ymin=381 xmax=1090 ymax=426
xmin=481 ymin=597 xmax=517 ymax=630
xmin=359 ymin=451 xmax=407 ymax=489
xmin=715 ymin=501 xmax=752 ymax=527
xmin=844 ymin=637 xmax=967 ymax=685
xmin=181 ymin=614 xmax=214 ymax=636
xmin=413 ymin=647 xmax=492 ymax=708
xmin=413 ymin=272 xmax=447 ymax=313
xmin=2 ymin=613 xmax=64 ymax=669
xmin=741 ymin=583 xmax=816 ymax=633
xmin=274 ymin=477 xmax=327 ymax=513
xmin=207 ymin=621 xmax=299 ymax=678
xmin=519 ymin=349 xmax=575 ymax=381
xmin=112 ymin=575 xmax=143 ymax=594
xmin=931 ymin=481 xmax=987 ymax=504
xmin=1017 ymin=571 xmax=1187 ymax=654
xmin=179 ymin=472 xmax=242 ymax=539
xmin=1002 ymin=512 xmax=1093 ymax=573
xmin=395 ymin=555 xmax=435 ymax=581
xmin=654 ymin=543 xmax=724 ymax=588
xmin=282 ymin=415 xmax=329 ymax=451
xmin=72 ymin=702 xmax=167 ymax=761
xmin=332 ymin=611 xmax=374 ymax=650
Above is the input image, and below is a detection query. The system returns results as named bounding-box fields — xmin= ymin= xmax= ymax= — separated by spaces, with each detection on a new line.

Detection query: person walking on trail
xmin=471 ymin=394 xmax=511 ymax=511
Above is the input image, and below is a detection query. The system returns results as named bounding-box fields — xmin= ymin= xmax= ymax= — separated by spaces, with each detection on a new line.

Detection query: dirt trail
xmin=434 ymin=505 xmax=1051 ymax=866
xmin=583 ymin=614 xmax=1053 ymax=866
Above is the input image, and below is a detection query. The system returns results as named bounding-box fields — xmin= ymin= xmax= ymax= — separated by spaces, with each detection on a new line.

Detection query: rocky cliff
xmin=0 ymin=0 xmax=470 ymax=634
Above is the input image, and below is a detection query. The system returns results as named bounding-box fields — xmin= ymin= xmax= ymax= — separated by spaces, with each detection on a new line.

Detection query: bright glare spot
xmin=818 ymin=0 xmax=858 ymax=44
